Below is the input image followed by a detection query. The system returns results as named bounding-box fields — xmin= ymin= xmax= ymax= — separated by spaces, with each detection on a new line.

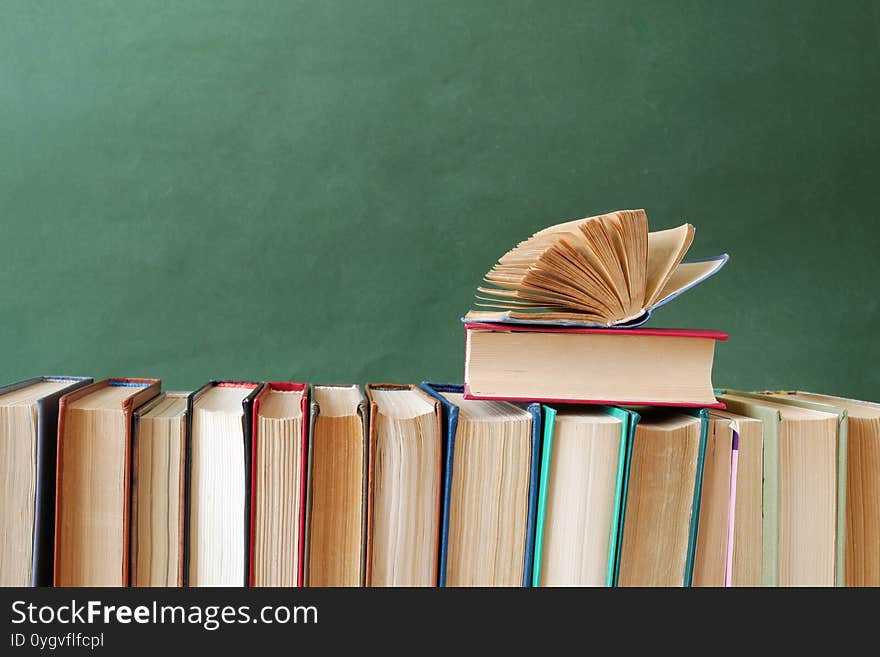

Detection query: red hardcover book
xmin=249 ymin=382 xmax=310 ymax=587
xmin=463 ymin=322 xmax=727 ymax=408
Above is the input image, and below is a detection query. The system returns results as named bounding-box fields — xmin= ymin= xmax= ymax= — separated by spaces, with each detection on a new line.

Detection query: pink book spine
xmin=724 ymin=424 xmax=740 ymax=587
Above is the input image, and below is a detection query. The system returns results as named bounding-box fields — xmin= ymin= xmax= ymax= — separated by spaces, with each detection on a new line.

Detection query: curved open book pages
xmin=466 ymin=209 xmax=727 ymax=327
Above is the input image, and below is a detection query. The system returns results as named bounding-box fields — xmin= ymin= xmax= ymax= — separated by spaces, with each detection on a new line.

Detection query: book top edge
xmin=464 ymin=322 xmax=728 ymax=341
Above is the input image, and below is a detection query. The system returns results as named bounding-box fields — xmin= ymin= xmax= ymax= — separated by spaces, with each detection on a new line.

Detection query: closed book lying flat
xmin=186 ymin=381 xmax=263 ymax=587
xmin=249 ymin=382 xmax=309 ymax=587
xmin=759 ymin=391 xmax=880 ymax=587
xmin=365 ymin=384 xmax=442 ymax=587
xmin=717 ymin=391 xmax=840 ymax=587
xmin=419 ymin=383 xmax=540 ymax=587
xmin=305 ymin=385 xmax=368 ymax=587
xmin=0 ymin=376 xmax=92 ymax=587
xmin=464 ymin=323 xmax=726 ymax=407
xmin=54 ymin=378 xmax=161 ymax=587
xmin=617 ymin=409 xmax=708 ymax=587
xmin=532 ymin=405 xmax=636 ymax=587
xmin=131 ymin=392 xmax=189 ymax=587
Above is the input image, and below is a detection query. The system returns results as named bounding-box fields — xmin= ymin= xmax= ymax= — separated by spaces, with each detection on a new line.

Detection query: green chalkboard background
xmin=2 ymin=1 xmax=878 ymax=397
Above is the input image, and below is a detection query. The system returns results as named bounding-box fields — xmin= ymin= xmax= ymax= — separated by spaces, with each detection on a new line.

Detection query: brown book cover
xmin=54 ymin=377 xmax=161 ymax=586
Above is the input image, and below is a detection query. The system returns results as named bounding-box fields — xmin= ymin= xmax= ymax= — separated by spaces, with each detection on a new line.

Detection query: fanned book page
xmin=467 ymin=209 xmax=727 ymax=327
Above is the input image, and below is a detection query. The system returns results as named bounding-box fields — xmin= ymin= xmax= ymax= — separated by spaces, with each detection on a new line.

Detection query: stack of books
xmin=1 ymin=210 xmax=877 ymax=587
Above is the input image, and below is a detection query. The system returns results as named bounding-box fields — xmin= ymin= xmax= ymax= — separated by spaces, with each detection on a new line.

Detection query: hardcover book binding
xmin=248 ymin=382 xmax=310 ymax=587
xmin=0 ymin=376 xmax=93 ymax=586
xmin=364 ymin=384 xmax=442 ymax=587
xmin=531 ymin=404 xmax=636 ymax=587
xmin=615 ymin=408 xmax=708 ymax=587
xmin=757 ymin=390 xmax=880 ymax=587
xmin=717 ymin=390 xmax=840 ymax=587
xmin=130 ymin=391 xmax=189 ymax=587
xmin=303 ymin=385 xmax=369 ymax=587
xmin=54 ymin=377 xmax=161 ymax=586
xmin=463 ymin=322 xmax=727 ymax=407
xmin=683 ymin=409 xmax=710 ymax=586
xmin=611 ymin=408 xmax=640 ymax=586
xmin=185 ymin=381 xmax=263 ymax=587
xmin=727 ymin=390 xmax=847 ymax=587
xmin=419 ymin=382 xmax=541 ymax=587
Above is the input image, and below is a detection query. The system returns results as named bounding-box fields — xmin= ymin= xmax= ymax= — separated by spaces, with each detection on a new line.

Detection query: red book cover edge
xmin=462 ymin=388 xmax=725 ymax=409
xmin=464 ymin=322 xmax=728 ymax=341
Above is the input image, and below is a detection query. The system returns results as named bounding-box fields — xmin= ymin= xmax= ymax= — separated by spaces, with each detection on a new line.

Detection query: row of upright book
xmin=1 ymin=375 xmax=878 ymax=587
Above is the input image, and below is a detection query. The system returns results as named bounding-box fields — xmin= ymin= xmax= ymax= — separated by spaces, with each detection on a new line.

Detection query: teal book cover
xmin=531 ymin=405 xmax=636 ymax=587
xmin=614 ymin=408 xmax=707 ymax=587
xmin=683 ymin=408 xmax=710 ymax=587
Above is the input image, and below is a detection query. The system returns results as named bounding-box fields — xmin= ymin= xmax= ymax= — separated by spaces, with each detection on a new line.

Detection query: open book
xmin=466 ymin=209 xmax=727 ymax=327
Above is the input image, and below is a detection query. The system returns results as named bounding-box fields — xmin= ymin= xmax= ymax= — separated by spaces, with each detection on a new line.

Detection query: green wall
xmin=2 ymin=1 xmax=878 ymax=398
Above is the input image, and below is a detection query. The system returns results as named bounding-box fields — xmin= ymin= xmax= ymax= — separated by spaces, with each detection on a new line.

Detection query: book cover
xmin=0 ymin=376 xmax=93 ymax=586
xmin=614 ymin=408 xmax=707 ymax=586
xmin=611 ymin=408 xmax=640 ymax=586
xmin=731 ymin=390 xmax=848 ymax=587
xmin=715 ymin=392 xmax=781 ymax=587
xmin=463 ymin=322 xmax=727 ymax=408
xmin=419 ymin=382 xmax=541 ymax=587
xmin=54 ymin=377 xmax=161 ymax=586
xmin=531 ymin=404 xmax=633 ymax=587
xmin=303 ymin=385 xmax=370 ymax=587
xmin=364 ymin=384 xmax=442 ymax=587
xmin=683 ymin=408 xmax=710 ymax=587
xmin=184 ymin=381 xmax=263 ymax=587
xmin=130 ymin=391 xmax=189 ymax=587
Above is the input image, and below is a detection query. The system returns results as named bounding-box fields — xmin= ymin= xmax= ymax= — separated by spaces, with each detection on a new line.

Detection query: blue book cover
xmin=419 ymin=382 xmax=541 ymax=587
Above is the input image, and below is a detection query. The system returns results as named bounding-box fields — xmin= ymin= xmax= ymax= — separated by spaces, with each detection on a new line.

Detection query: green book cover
xmin=605 ymin=407 xmax=633 ymax=586
xmin=683 ymin=408 xmax=710 ymax=587
xmin=731 ymin=390 xmax=848 ymax=587
xmin=614 ymin=408 xmax=706 ymax=587
xmin=531 ymin=405 xmax=557 ymax=587
xmin=610 ymin=408 xmax=638 ymax=587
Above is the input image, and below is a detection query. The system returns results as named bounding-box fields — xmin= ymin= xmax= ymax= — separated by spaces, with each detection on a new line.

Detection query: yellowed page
xmin=645 ymin=223 xmax=694 ymax=306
